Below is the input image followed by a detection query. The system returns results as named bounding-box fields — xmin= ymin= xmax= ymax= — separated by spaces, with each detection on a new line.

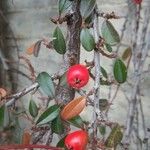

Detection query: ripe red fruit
xmin=67 ymin=64 xmax=89 ymax=89
xmin=65 ymin=130 xmax=88 ymax=150
xmin=133 ymin=0 xmax=142 ymax=4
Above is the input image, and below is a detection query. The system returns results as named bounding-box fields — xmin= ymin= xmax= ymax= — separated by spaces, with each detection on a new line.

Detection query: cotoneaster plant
xmin=67 ymin=64 xmax=89 ymax=89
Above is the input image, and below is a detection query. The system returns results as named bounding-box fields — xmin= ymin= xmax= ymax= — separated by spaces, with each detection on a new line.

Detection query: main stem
xmin=56 ymin=0 xmax=82 ymax=104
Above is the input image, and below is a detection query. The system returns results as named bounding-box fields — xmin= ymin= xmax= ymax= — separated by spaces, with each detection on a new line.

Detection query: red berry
xmin=67 ymin=64 xmax=89 ymax=89
xmin=65 ymin=130 xmax=88 ymax=150
xmin=133 ymin=0 xmax=142 ymax=4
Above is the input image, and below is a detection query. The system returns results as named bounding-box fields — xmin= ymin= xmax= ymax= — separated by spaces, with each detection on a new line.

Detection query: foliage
xmin=1 ymin=0 xmax=148 ymax=149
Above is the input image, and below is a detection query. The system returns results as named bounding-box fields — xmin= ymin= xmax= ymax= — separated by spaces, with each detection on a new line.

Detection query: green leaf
xmin=59 ymin=72 xmax=68 ymax=87
xmin=122 ymin=47 xmax=132 ymax=60
xmin=58 ymin=0 xmax=72 ymax=15
xmin=105 ymin=43 xmax=113 ymax=52
xmin=105 ymin=124 xmax=123 ymax=149
xmin=53 ymin=26 xmax=66 ymax=54
xmin=99 ymin=125 xmax=106 ymax=136
xmin=0 ymin=105 xmax=9 ymax=128
xmin=51 ymin=116 xmax=64 ymax=134
xmin=80 ymin=0 xmax=96 ymax=19
xmin=56 ymin=136 xmax=67 ymax=149
xmin=101 ymin=66 xmax=108 ymax=79
xmin=68 ymin=115 xmax=84 ymax=128
xmin=36 ymin=105 xmax=60 ymax=125
xmin=99 ymin=99 xmax=109 ymax=111
xmin=80 ymin=28 xmax=95 ymax=52
xmin=37 ymin=72 xmax=55 ymax=98
xmin=101 ymin=20 xmax=120 ymax=46
xmin=29 ymin=99 xmax=38 ymax=118
xmin=0 ymin=105 xmax=5 ymax=127
xmin=113 ymin=59 xmax=127 ymax=83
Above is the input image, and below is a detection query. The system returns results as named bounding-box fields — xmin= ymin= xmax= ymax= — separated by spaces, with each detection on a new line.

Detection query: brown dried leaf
xmin=26 ymin=44 xmax=35 ymax=55
xmin=0 ymin=88 xmax=7 ymax=98
xmin=122 ymin=47 xmax=132 ymax=61
xmin=22 ymin=131 xmax=31 ymax=145
xmin=26 ymin=40 xmax=42 ymax=57
xmin=60 ymin=96 xmax=86 ymax=120
xmin=33 ymin=40 xmax=42 ymax=57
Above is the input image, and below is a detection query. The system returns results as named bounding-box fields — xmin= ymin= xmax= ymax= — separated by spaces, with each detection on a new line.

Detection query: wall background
xmin=1 ymin=0 xmax=150 ymax=148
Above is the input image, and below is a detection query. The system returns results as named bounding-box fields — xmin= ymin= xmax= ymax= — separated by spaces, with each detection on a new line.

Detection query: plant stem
xmin=0 ymin=144 xmax=63 ymax=150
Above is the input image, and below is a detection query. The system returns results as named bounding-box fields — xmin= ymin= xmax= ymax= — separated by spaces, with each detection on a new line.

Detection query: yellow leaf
xmin=61 ymin=96 xmax=86 ymax=120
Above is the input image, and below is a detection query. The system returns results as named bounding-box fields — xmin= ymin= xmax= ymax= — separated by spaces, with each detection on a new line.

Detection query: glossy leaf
xmin=58 ymin=0 xmax=72 ymax=15
xmin=122 ymin=47 xmax=132 ymax=60
xmin=22 ymin=131 xmax=31 ymax=144
xmin=29 ymin=99 xmax=38 ymax=118
xmin=80 ymin=0 xmax=96 ymax=19
xmin=36 ymin=105 xmax=60 ymax=125
xmin=113 ymin=59 xmax=127 ymax=83
xmin=105 ymin=124 xmax=123 ymax=149
xmin=80 ymin=28 xmax=95 ymax=52
xmin=101 ymin=20 xmax=120 ymax=46
xmin=101 ymin=66 xmax=108 ymax=79
xmin=53 ymin=26 xmax=66 ymax=54
xmin=105 ymin=43 xmax=113 ymax=52
xmin=61 ymin=96 xmax=86 ymax=120
xmin=37 ymin=72 xmax=55 ymax=98
xmin=56 ymin=136 xmax=67 ymax=149
xmin=51 ymin=116 xmax=64 ymax=134
xmin=69 ymin=115 xmax=84 ymax=128
xmin=99 ymin=99 xmax=109 ymax=111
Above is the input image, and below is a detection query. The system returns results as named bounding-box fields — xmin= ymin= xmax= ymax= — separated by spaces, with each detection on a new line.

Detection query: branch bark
xmin=55 ymin=0 xmax=82 ymax=105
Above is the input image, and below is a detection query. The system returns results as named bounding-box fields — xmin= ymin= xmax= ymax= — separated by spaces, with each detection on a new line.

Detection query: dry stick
xmin=92 ymin=8 xmax=101 ymax=140
xmin=123 ymin=8 xmax=150 ymax=145
xmin=3 ymin=82 xmax=39 ymax=107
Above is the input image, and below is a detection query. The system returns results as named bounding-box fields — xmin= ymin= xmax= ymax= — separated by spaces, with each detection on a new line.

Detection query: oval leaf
xmin=0 ymin=88 xmax=7 ymax=98
xmin=68 ymin=115 xmax=84 ymax=128
xmin=122 ymin=47 xmax=132 ymax=60
xmin=61 ymin=96 xmax=86 ymax=120
xmin=101 ymin=20 xmax=120 ymax=46
xmin=0 ymin=105 xmax=5 ymax=127
xmin=53 ymin=26 xmax=66 ymax=54
xmin=80 ymin=0 xmax=96 ymax=19
xmin=80 ymin=28 xmax=95 ymax=52
xmin=0 ymin=105 xmax=9 ymax=128
xmin=37 ymin=72 xmax=55 ymax=98
xmin=26 ymin=40 xmax=42 ymax=57
xmin=22 ymin=131 xmax=31 ymax=145
xmin=105 ymin=43 xmax=113 ymax=52
xmin=105 ymin=124 xmax=123 ymax=149
xmin=56 ymin=136 xmax=67 ymax=149
xmin=99 ymin=125 xmax=106 ymax=136
xmin=59 ymin=0 xmax=72 ymax=15
xmin=51 ymin=116 xmax=64 ymax=134
xmin=36 ymin=105 xmax=60 ymax=125
xmin=113 ymin=59 xmax=127 ymax=83
xmin=29 ymin=99 xmax=38 ymax=118
xmin=100 ymin=67 xmax=108 ymax=79
xmin=99 ymin=99 xmax=109 ymax=111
